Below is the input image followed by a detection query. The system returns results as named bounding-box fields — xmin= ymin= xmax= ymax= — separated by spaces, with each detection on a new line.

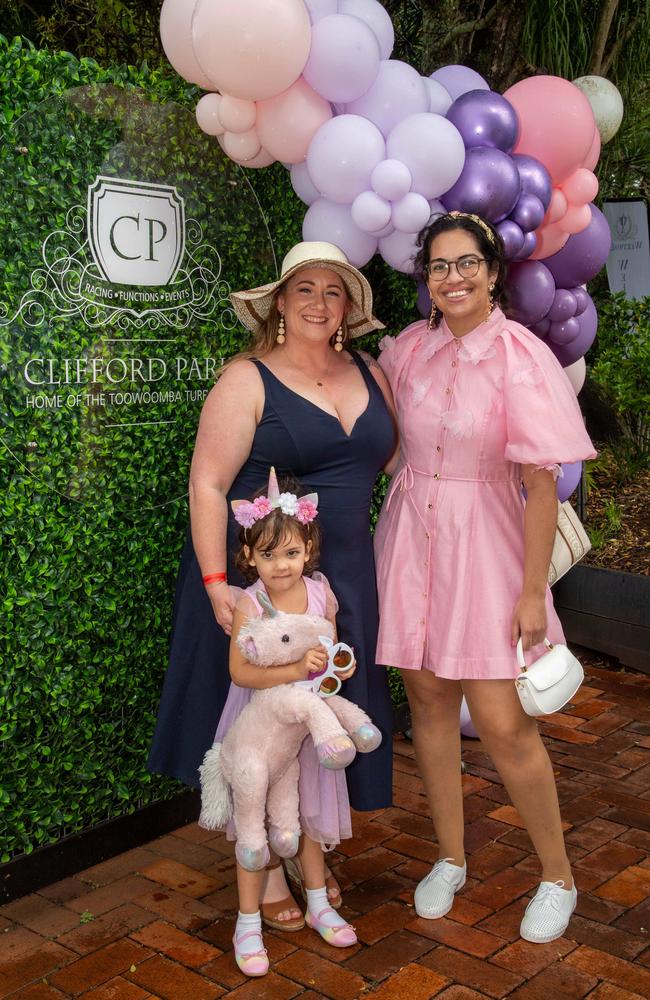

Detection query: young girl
xmin=212 ymin=468 xmax=358 ymax=978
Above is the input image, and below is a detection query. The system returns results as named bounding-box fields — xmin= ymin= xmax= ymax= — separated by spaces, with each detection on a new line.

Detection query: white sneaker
xmin=520 ymin=880 xmax=577 ymax=943
xmin=414 ymin=858 xmax=466 ymax=919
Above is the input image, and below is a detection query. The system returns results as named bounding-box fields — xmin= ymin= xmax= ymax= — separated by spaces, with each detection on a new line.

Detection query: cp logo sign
xmin=87 ymin=176 xmax=185 ymax=286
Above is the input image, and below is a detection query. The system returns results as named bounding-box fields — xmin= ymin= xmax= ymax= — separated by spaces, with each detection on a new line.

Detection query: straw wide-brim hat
xmin=230 ymin=241 xmax=385 ymax=338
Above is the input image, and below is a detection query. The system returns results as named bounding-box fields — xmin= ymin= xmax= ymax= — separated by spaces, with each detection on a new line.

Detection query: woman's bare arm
xmin=511 ymin=465 xmax=557 ymax=649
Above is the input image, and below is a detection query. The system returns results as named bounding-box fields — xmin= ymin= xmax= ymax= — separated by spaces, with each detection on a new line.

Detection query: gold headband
xmin=445 ymin=211 xmax=497 ymax=246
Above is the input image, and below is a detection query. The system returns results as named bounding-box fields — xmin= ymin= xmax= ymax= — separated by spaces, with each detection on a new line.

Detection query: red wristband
xmin=203 ymin=572 xmax=227 ymax=586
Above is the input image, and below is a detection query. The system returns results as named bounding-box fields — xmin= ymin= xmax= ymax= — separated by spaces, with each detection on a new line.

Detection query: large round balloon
xmin=505 ymin=76 xmax=595 ymax=183
xmin=160 ymin=0 xmax=214 ymax=89
xmin=423 ymin=77 xmax=453 ymax=115
xmin=378 ymin=227 xmax=419 ymax=273
xmin=191 ymin=0 xmax=311 ymax=101
xmin=303 ymin=14 xmax=381 ymax=104
xmin=572 ymin=76 xmax=624 ymax=144
xmin=386 ymin=113 xmax=465 ymax=200
xmin=442 ymin=146 xmax=521 ymax=223
xmin=305 ymin=0 xmax=337 ymax=22
xmin=557 ymin=461 xmax=583 ymax=502
xmin=256 ymin=77 xmax=332 ymax=163
xmin=307 ymin=114 xmax=385 ymax=203
xmin=506 ymin=261 xmax=556 ymax=326
xmin=303 ymin=198 xmax=378 ymax=266
xmin=346 ymin=59 xmax=428 ymax=137
xmin=543 ymin=205 xmax=612 ymax=287
xmin=446 ymin=90 xmax=519 ymax=152
xmin=430 ymin=64 xmax=489 ymax=101
xmin=339 ymin=0 xmax=395 ymax=60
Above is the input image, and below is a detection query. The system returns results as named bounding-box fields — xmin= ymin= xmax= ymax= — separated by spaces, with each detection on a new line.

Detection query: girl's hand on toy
xmin=295 ymin=645 xmax=328 ymax=680
xmin=208 ymin=583 xmax=235 ymax=636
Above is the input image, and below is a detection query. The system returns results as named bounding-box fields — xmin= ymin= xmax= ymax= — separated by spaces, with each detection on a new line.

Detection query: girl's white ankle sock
xmin=306 ymin=886 xmax=347 ymax=928
xmin=235 ymin=910 xmax=263 ymax=955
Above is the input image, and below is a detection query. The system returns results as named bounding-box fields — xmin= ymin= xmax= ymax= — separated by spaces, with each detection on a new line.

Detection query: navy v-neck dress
xmin=148 ymin=351 xmax=395 ymax=810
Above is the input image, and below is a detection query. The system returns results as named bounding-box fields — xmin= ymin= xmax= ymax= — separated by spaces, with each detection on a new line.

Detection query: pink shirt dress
xmin=374 ymin=307 xmax=596 ymax=679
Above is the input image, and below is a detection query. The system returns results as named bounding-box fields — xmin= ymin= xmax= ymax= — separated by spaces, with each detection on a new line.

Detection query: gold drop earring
xmin=428 ymin=304 xmax=436 ymax=330
xmin=334 ymin=326 xmax=344 ymax=352
xmin=277 ymin=313 xmax=286 ymax=344
xmin=486 ymin=283 xmax=495 ymax=321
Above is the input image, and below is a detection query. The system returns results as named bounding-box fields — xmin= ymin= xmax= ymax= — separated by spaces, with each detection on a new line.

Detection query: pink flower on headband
xmin=295 ymin=497 xmax=318 ymax=524
xmin=233 ymin=502 xmax=258 ymax=529
xmin=252 ymin=496 xmax=272 ymax=517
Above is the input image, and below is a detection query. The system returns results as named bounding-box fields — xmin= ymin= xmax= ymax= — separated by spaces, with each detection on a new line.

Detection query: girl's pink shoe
xmin=306 ymin=906 xmax=357 ymax=947
xmin=232 ymin=929 xmax=269 ymax=977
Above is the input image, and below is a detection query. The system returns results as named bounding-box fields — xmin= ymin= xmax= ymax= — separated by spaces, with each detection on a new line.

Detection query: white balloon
xmin=563 ymin=357 xmax=587 ymax=394
xmin=572 ymin=76 xmax=624 ymax=144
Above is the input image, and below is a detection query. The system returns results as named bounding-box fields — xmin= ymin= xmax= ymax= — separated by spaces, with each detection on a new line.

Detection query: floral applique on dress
xmin=458 ymin=340 xmax=496 ymax=365
xmin=441 ymin=409 xmax=474 ymax=438
xmin=411 ymin=378 xmax=432 ymax=407
xmin=511 ymin=363 xmax=544 ymax=387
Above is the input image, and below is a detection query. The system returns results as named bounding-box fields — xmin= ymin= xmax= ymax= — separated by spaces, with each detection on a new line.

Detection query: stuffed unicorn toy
xmin=198 ymin=593 xmax=382 ymax=871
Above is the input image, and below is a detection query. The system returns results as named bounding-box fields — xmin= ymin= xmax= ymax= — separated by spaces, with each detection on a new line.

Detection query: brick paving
xmin=1 ymin=659 xmax=649 ymax=999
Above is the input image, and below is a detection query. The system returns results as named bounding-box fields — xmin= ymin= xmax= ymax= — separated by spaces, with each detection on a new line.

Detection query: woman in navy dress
xmin=149 ymin=241 xmax=396 ymax=926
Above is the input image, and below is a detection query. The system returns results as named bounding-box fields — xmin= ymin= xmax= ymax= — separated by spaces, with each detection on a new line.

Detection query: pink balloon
xmin=351 ymin=191 xmax=391 ymax=233
xmin=378 ymin=228 xmax=419 ymax=273
xmin=339 ymin=0 xmax=395 ymax=60
xmin=386 ymin=113 xmax=465 ymax=200
xmin=346 ymin=60 xmax=428 ymax=137
xmin=195 ymin=93 xmax=224 ymax=136
xmin=191 ymin=0 xmax=311 ymax=101
xmin=371 ymin=159 xmax=412 ymax=200
xmin=302 ymin=198 xmax=377 ymax=266
xmin=240 ymin=147 xmax=276 ymax=169
xmin=562 ymin=168 xmax=599 ymax=205
xmin=546 ymin=189 xmax=568 ymax=224
xmin=505 ymin=76 xmax=596 ymax=183
xmin=307 ymin=114 xmax=385 ymax=203
xmin=560 ymin=203 xmax=593 ymax=235
xmin=218 ymin=95 xmax=256 ymax=133
xmin=303 ymin=14 xmax=380 ymax=103
xmin=160 ymin=0 xmax=214 ymax=89
xmin=391 ymin=192 xmax=430 ymax=234
xmin=563 ymin=357 xmax=586 ymax=394
xmin=583 ymin=128 xmax=601 ymax=170
xmin=529 ymin=222 xmax=569 ymax=260
xmin=222 ymin=127 xmax=262 ymax=162
xmin=257 ymin=77 xmax=332 ymax=164
xmin=290 ymin=161 xmax=320 ymax=205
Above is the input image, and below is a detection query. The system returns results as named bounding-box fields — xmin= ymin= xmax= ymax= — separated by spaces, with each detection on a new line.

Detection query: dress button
xmin=427 ymin=502 xmax=433 ymax=509
xmin=452 ymin=361 xmax=457 ymax=367
xmin=434 ymin=473 xmax=440 ymax=480
xmin=445 ymin=387 xmax=451 ymax=394
xmin=436 ymin=445 xmax=441 ymax=452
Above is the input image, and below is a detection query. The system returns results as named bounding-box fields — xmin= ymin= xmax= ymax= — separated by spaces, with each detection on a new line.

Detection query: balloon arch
xmin=160 ymin=0 xmax=622 ymax=502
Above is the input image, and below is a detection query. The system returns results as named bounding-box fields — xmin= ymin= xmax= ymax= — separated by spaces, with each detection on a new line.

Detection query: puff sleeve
xmin=377 ymin=320 xmax=427 ymax=398
xmin=312 ymin=571 xmax=339 ymax=621
xmin=500 ymin=322 xmax=596 ymax=468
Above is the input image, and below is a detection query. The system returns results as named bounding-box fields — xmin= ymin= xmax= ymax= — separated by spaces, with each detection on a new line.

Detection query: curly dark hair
xmin=413 ymin=213 xmax=508 ymax=327
xmin=234 ymin=475 xmax=321 ymax=584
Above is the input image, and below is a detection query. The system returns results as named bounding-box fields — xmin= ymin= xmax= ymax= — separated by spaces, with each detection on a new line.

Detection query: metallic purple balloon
xmin=572 ymin=286 xmax=589 ymax=315
xmin=548 ymin=317 xmax=580 ymax=344
xmin=505 ymin=260 xmax=556 ymax=326
xmin=496 ymin=219 xmax=525 ymax=258
xmin=511 ymin=230 xmax=538 ymax=261
xmin=511 ymin=193 xmax=545 ymax=233
xmin=441 ymin=147 xmax=520 ymax=223
xmin=446 ymin=89 xmax=519 ymax=152
xmin=547 ymin=288 xmax=578 ymax=322
xmin=557 ymin=461 xmax=583 ymax=502
xmin=512 ymin=154 xmax=552 ymax=211
xmin=543 ymin=205 xmax=612 ymax=288
xmin=548 ymin=294 xmax=597 ymax=366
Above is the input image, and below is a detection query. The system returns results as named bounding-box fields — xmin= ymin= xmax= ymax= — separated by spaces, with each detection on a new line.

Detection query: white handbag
xmin=515 ymin=637 xmax=584 ymax=716
xmin=548 ymin=501 xmax=591 ymax=586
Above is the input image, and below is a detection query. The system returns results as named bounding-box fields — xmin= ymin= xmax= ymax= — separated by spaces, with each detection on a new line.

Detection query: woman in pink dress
xmin=374 ymin=211 xmax=596 ymax=944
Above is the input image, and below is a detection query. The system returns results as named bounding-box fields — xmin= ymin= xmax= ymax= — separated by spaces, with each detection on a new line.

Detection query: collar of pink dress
xmin=422 ymin=306 xmax=506 ymax=364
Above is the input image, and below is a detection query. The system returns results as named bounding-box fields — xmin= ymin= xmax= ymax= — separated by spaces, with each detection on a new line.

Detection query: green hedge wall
xmin=0 ymin=37 xmax=415 ymax=862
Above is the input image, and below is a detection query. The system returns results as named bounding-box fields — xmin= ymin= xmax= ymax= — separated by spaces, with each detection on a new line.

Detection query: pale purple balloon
xmin=417 ymin=278 xmax=432 ymax=317
xmin=512 ymin=230 xmax=538 ymax=261
xmin=441 ymin=147 xmax=521 ymax=223
xmin=304 ymin=0 xmax=337 ymax=23
xmin=496 ymin=219 xmax=525 ymax=258
xmin=302 ymin=197 xmax=378 ymax=267
xmin=572 ymin=287 xmax=589 ymax=315
xmin=511 ymin=193 xmax=545 ymax=233
xmin=303 ymin=14 xmax=381 ymax=104
xmin=549 ymin=295 xmax=597 ymax=366
xmin=548 ymin=317 xmax=580 ymax=344
xmin=371 ymin=158 xmax=412 ymax=200
xmin=547 ymin=288 xmax=578 ymax=322
xmin=378 ymin=227 xmax=419 ymax=273
xmin=505 ymin=261 xmax=556 ymax=326
xmin=290 ymin=161 xmax=320 ymax=206
xmin=543 ymin=205 xmax=612 ymax=288
xmin=422 ymin=77 xmax=453 ymax=115
xmin=339 ymin=0 xmax=395 ymax=60
xmin=391 ymin=192 xmax=430 ymax=233
xmin=351 ymin=190 xmax=391 ymax=233
xmin=430 ymin=64 xmax=489 ymax=101
xmin=371 ymin=221 xmax=395 ymax=238
xmin=346 ymin=59 xmax=428 ymax=137
xmin=386 ymin=113 xmax=465 ymax=200
xmin=446 ymin=90 xmax=519 ymax=152
xmin=557 ymin=461 xmax=583 ymax=502
xmin=307 ymin=114 xmax=385 ymax=204
xmin=512 ymin=154 xmax=552 ymax=211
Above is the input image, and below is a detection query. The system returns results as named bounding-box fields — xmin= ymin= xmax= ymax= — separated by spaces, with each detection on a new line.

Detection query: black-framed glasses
xmin=425 ymin=255 xmax=488 ymax=281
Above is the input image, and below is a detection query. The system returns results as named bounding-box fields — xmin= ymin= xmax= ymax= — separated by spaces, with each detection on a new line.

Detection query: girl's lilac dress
xmin=212 ymin=572 xmax=352 ymax=848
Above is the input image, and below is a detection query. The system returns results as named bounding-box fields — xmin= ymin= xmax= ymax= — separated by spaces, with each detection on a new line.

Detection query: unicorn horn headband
xmin=231 ymin=467 xmax=319 ymax=529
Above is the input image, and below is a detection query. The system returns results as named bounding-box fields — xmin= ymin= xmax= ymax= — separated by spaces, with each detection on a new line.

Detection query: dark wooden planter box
xmin=554 ymin=565 xmax=650 ymax=674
